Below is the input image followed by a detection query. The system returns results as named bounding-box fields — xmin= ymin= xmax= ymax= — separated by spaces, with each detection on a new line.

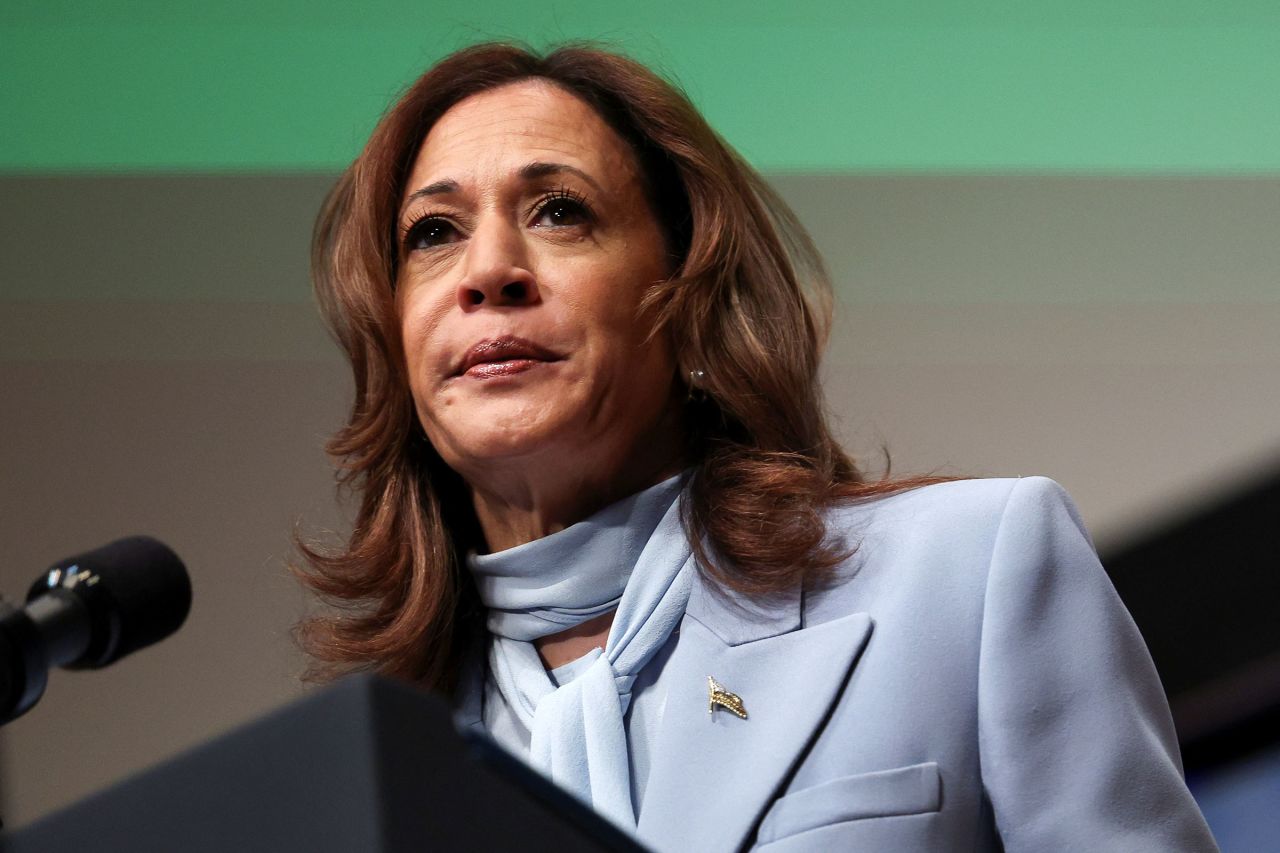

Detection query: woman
xmin=297 ymin=43 xmax=1216 ymax=851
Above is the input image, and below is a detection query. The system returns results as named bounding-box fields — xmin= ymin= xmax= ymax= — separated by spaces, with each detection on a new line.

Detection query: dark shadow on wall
xmin=1102 ymin=456 xmax=1280 ymax=772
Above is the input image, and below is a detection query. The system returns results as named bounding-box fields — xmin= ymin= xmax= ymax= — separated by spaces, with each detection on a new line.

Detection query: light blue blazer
xmin=629 ymin=476 xmax=1216 ymax=851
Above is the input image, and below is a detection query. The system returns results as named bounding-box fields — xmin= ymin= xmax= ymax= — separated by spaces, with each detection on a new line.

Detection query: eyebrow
xmin=517 ymin=161 xmax=603 ymax=193
xmin=400 ymin=161 xmax=603 ymax=213
xmin=401 ymin=179 xmax=460 ymax=209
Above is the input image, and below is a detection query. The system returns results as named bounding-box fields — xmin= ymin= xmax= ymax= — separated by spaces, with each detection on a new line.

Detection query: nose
xmin=456 ymin=218 xmax=540 ymax=310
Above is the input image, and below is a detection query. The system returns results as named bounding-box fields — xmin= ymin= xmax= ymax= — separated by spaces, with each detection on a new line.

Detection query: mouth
xmin=452 ymin=336 xmax=565 ymax=379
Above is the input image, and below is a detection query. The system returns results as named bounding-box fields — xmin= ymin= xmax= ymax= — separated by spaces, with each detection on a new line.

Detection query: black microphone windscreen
xmin=28 ymin=536 xmax=192 ymax=668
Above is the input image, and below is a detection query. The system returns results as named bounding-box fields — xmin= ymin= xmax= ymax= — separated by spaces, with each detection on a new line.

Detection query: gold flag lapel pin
xmin=707 ymin=675 xmax=748 ymax=719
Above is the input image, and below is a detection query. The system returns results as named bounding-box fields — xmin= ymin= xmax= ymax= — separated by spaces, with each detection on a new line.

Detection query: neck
xmin=470 ymin=451 xmax=683 ymax=553
xmin=465 ymin=397 xmax=686 ymax=552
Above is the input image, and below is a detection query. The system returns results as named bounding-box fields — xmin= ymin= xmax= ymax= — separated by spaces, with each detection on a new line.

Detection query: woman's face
xmin=395 ymin=80 xmax=681 ymax=493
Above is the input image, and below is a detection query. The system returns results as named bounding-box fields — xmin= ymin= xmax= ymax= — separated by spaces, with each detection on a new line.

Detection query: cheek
xmin=578 ymin=293 xmax=674 ymax=401
xmin=399 ymin=275 xmax=457 ymax=351
xmin=558 ymin=259 xmax=671 ymax=388
xmin=397 ymin=293 xmax=447 ymax=411
xmin=562 ymin=258 xmax=658 ymax=336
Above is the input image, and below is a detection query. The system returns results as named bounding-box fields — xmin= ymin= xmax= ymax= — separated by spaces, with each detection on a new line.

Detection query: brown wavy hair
xmin=296 ymin=42 xmax=942 ymax=691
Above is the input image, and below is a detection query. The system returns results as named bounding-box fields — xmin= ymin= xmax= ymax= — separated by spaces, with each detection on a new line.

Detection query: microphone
xmin=0 ymin=536 xmax=191 ymax=724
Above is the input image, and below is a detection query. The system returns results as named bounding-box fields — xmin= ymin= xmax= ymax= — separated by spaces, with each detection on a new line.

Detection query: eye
xmin=403 ymin=216 xmax=462 ymax=252
xmin=531 ymin=189 xmax=592 ymax=229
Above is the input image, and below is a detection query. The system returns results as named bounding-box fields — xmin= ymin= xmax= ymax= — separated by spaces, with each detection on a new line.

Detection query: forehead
xmin=405 ymin=80 xmax=641 ymax=195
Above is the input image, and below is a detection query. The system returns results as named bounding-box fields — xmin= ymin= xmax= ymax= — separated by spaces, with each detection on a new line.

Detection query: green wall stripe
xmin=3 ymin=5 xmax=1280 ymax=172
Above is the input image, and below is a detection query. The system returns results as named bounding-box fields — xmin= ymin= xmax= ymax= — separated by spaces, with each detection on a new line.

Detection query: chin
xmin=430 ymin=415 xmax=578 ymax=474
xmin=459 ymin=431 xmax=558 ymax=462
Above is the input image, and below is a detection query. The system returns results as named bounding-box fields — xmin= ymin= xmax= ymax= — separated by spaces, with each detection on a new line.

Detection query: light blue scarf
xmin=468 ymin=474 xmax=694 ymax=830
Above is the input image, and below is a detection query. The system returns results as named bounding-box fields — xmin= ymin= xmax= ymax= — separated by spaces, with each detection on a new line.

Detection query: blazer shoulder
xmin=828 ymin=475 xmax=1080 ymax=539
xmin=809 ymin=477 xmax=1093 ymax=615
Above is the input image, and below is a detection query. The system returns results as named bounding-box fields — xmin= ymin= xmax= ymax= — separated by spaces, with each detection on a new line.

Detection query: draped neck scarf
xmin=468 ymin=473 xmax=695 ymax=831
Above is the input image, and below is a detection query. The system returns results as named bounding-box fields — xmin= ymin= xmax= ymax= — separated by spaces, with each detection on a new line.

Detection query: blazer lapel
xmin=637 ymin=577 xmax=874 ymax=852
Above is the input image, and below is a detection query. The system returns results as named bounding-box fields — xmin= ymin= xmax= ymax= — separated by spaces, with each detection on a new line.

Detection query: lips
xmin=452 ymin=336 xmax=564 ymax=378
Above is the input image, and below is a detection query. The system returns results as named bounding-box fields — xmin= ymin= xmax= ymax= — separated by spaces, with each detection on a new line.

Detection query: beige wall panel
xmin=0 ymin=359 xmax=346 ymax=824
xmin=822 ymin=301 xmax=1280 ymax=548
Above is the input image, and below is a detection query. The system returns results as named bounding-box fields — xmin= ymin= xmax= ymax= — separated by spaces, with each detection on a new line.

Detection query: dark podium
xmin=1 ymin=675 xmax=644 ymax=852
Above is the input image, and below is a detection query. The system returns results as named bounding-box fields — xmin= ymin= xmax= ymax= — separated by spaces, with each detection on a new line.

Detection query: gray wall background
xmin=1 ymin=174 xmax=1278 ymax=826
